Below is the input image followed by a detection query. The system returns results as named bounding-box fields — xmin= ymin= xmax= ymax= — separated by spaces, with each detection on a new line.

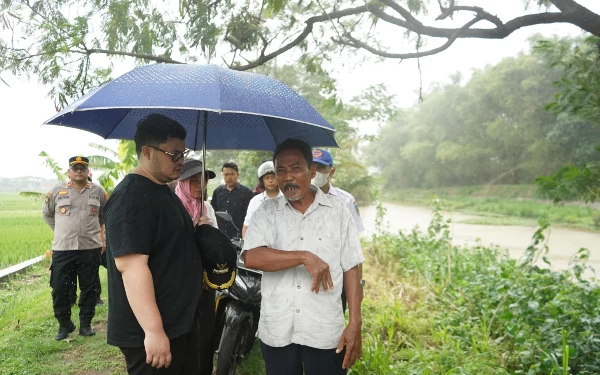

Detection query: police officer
xmin=312 ymin=148 xmax=366 ymax=311
xmin=43 ymin=156 xmax=107 ymax=340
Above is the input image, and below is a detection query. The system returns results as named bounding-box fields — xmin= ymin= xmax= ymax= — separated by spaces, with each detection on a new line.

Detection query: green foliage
xmin=361 ymin=202 xmax=600 ymax=374
xmin=535 ymin=36 xmax=600 ymax=125
xmin=89 ymin=140 xmax=138 ymax=194
xmin=38 ymin=151 xmax=66 ymax=182
xmin=367 ymin=50 xmax=600 ymax=190
xmin=534 ymin=36 xmax=600 ymax=203
xmin=0 ymin=193 xmax=53 ymax=268
xmin=536 ymin=159 xmax=600 ymax=203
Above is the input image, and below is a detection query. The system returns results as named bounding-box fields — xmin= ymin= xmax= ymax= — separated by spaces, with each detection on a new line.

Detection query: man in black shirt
xmin=211 ymin=162 xmax=254 ymax=238
xmin=105 ymin=114 xmax=203 ymax=374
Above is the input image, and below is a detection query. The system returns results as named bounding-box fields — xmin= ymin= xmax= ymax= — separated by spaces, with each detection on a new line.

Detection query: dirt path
xmin=361 ymin=202 xmax=600 ymax=272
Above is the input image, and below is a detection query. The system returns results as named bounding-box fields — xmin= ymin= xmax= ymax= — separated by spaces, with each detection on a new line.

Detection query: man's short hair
xmin=222 ymin=162 xmax=239 ymax=172
xmin=273 ymin=138 xmax=313 ymax=167
xmin=134 ymin=114 xmax=187 ymax=155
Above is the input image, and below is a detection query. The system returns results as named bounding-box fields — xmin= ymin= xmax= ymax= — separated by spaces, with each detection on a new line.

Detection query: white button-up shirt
xmin=243 ymin=190 xmax=284 ymax=227
xmin=243 ymin=186 xmax=364 ymax=349
xmin=328 ymin=185 xmax=365 ymax=233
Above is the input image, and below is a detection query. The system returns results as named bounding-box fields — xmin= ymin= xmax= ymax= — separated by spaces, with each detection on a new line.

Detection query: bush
xmin=357 ymin=202 xmax=600 ymax=374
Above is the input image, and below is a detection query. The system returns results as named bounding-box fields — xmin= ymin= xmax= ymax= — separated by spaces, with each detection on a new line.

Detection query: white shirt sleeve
xmin=243 ymin=204 xmax=274 ymax=251
xmin=243 ymin=194 xmax=263 ymax=227
xmin=204 ymin=202 xmax=219 ymax=229
xmin=340 ymin=206 xmax=365 ymax=272
xmin=346 ymin=200 xmax=365 ymax=233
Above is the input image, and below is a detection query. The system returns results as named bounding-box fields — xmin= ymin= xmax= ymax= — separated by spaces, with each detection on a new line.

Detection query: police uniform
xmin=42 ymin=156 xmax=107 ymax=340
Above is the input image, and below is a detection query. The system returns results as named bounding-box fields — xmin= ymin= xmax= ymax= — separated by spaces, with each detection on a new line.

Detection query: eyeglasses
xmin=147 ymin=145 xmax=190 ymax=162
xmin=70 ymin=165 xmax=88 ymax=172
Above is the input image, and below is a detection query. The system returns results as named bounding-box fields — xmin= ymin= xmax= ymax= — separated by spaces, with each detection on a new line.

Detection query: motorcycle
xmin=214 ymin=211 xmax=262 ymax=375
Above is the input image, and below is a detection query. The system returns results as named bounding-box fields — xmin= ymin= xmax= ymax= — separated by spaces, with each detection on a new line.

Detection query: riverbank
xmin=386 ymin=185 xmax=600 ymax=232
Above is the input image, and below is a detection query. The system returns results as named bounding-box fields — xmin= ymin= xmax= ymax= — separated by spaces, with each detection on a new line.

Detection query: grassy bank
xmin=387 ymin=185 xmax=600 ymax=231
xmin=353 ymin=207 xmax=600 ymax=374
xmin=0 ymin=264 xmax=265 ymax=375
xmin=0 ymin=192 xmax=53 ymax=268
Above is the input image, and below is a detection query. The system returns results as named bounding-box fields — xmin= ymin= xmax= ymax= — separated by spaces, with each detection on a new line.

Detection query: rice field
xmin=0 ymin=193 xmax=53 ymax=269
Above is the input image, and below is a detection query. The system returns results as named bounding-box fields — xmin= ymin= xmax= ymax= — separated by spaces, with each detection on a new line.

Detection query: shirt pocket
xmin=57 ymin=198 xmax=71 ymax=216
xmin=88 ymin=196 xmax=101 ymax=216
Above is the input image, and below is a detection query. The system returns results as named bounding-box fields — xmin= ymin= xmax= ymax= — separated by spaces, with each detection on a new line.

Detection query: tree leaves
xmin=366 ymin=49 xmax=600 ymax=189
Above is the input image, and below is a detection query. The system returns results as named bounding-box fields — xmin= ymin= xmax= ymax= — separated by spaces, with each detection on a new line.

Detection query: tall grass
xmin=354 ymin=202 xmax=600 ymax=374
xmin=0 ymin=193 xmax=53 ymax=269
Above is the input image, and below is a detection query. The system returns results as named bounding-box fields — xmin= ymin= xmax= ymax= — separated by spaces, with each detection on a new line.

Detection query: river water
xmin=360 ymin=202 xmax=600 ymax=272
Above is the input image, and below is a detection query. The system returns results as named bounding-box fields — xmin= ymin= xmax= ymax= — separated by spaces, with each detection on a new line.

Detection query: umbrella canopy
xmin=43 ymin=64 xmax=337 ymax=150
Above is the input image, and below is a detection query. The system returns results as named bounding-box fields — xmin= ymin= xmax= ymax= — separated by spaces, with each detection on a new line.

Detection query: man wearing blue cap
xmin=311 ymin=149 xmax=364 ymax=234
xmin=312 ymin=148 xmax=365 ymax=311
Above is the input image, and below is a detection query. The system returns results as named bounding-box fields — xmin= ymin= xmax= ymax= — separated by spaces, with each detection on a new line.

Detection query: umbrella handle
xmin=200 ymin=111 xmax=208 ymax=217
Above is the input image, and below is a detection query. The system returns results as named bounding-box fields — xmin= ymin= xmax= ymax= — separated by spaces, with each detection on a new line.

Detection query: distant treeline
xmin=367 ymin=43 xmax=600 ymax=189
xmin=0 ymin=177 xmax=57 ymax=193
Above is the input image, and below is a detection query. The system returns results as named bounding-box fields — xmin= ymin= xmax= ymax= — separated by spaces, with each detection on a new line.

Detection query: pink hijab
xmin=175 ymin=178 xmax=208 ymax=219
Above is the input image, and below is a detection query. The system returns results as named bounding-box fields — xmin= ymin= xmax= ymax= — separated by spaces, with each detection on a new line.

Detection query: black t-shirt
xmin=211 ymin=183 xmax=254 ymax=238
xmin=105 ymin=174 xmax=203 ymax=347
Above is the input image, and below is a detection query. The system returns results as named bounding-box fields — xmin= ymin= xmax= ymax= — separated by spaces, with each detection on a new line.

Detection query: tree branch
xmin=370 ymin=6 xmax=571 ymax=39
xmin=85 ymin=49 xmax=183 ymax=64
xmin=549 ymin=0 xmax=600 ymax=36
xmin=231 ymin=5 xmax=369 ymax=71
xmin=338 ymin=16 xmax=482 ymax=59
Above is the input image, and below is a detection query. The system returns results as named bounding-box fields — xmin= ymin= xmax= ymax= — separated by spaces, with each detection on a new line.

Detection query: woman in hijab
xmin=175 ymin=159 xmax=218 ymax=228
xmin=175 ymin=158 xmax=218 ymax=375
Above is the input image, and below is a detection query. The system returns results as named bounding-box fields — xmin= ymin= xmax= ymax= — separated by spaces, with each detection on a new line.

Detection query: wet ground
xmin=361 ymin=202 xmax=600 ymax=272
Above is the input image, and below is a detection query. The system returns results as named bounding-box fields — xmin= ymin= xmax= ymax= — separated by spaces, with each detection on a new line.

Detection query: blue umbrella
xmin=43 ymin=64 xmax=337 ymax=151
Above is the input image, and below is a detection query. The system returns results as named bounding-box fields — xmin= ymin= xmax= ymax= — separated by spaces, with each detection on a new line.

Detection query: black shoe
xmin=79 ymin=326 xmax=96 ymax=337
xmin=55 ymin=321 xmax=76 ymax=341
xmin=96 ymin=297 xmax=105 ymax=306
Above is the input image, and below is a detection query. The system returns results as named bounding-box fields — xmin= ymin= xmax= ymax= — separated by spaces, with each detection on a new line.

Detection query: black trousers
xmin=261 ymin=343 xmax=346 ymax=375
xmin=50 ymin=249 xmax=101 ymax=325
xmin=120 ymin=331 xmax=199 ymax=375
xmin=196 ymin=289 xmax=216 ymax=375
xmin=94 ymin=251 xmax=107 ymax=299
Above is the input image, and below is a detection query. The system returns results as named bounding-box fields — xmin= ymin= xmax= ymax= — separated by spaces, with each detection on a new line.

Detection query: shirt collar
xmin=276 ymin=185 xmax=332 ymax=211
xmin=327 ymin=185 xmax=338 ymax=196
xmin=263 ymin=190 xmax=283 ymax=199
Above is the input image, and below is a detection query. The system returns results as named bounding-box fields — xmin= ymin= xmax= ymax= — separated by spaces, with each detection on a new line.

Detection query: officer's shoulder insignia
xmin=353 ymin=201 xmax=360 ymax=215
xmin=86 ymin=182 xmax=91 ymax=188
xmin=67 ymin=182 xmax=72 ymax=188
xmin=58 ymin=190 xmax=68 ymax=195
xmin=104 ymin=192 xmax=108 ymax=200
xmin=44 ymin=192 xmax=52 ymax=204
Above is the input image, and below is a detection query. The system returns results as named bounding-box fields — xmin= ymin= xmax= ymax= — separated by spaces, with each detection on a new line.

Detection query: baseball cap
xmin=194 ymin=225 xmax=238 ymax=290
xmin=179 ymin=159 xmax=216 ymax=181
xmin=257 ymin=161 xmax=275 ymax=179
xmin=312 ymin=149 xmax=333 ymax=166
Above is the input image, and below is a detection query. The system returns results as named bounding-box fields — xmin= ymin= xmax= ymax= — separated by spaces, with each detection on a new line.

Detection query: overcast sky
xmin=1 ymin=0 xmax=598 ymax=179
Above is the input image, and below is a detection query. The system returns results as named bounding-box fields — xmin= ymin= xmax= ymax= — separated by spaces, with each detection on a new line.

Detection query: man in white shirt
xmin=243 ymin=138 xmax=364 ymax=375
xmin=242 ymin=161 xmax=283 ymax=238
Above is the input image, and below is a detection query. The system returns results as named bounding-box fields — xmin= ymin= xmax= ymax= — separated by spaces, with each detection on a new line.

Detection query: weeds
xmin=358 ymin=200 xmax=600 ymax=374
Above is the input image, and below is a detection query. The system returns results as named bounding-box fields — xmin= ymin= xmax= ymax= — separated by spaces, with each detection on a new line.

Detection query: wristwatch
xmin=360 ymin=279 xmax=366 ymax=288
